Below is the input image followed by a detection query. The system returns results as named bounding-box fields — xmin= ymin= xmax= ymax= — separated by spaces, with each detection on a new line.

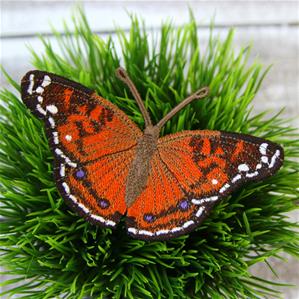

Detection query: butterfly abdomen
xmin=125 ymin=129 xmax=159 ymax=207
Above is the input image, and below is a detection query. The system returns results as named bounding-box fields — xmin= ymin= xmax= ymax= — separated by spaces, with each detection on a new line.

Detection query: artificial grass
xmin=0 ymin=9 xmax=298 ymax=299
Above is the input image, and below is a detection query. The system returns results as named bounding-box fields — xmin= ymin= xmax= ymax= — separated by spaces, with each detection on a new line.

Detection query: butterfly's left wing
xmin=21 ymin=70 xmax=142 ymax=227
xmin=126 ymin=130 xmax=283 ymax=240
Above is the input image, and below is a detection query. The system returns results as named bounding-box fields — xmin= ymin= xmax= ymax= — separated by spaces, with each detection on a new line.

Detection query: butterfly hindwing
xmin=126 ymin=130 xmax=283 ymax=240
xmin=21 ymin=70 xmax=142 ymax=227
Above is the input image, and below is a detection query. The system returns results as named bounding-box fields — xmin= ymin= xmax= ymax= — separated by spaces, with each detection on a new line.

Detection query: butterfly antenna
xmin=156 ymin=87 xmax=210 ymax=130
xmin=116 ymin=67 xmax=153 ymax=128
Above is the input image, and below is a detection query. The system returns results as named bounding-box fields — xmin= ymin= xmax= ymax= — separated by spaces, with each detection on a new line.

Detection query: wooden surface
xmin=1 ymin=1 xmax=299 ymax=298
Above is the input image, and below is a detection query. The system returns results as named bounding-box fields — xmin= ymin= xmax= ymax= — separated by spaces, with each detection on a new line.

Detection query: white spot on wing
xmin=192 ymin=196 xmax=218 ymax=205
xmin=139 ymin=230 xmax=154 ymax=236
xmin=196 ymin=206 xmax=205 ymax=217
xmin=36 ymin=104 xmax=46 ymax=115
xmin=41 ymin=75 xmax=51 ymax=87
xmin=156 ymin=229 xmax=170 ymax=236
xmin=238 ymin=164 xmax=249 ymax=172
xmin=90 ymin=214 xmax=115 ymax=226
xmin=27 ymin=74 xmax=34 ymax=94
xmin=55 ymin=148 xmax=63 ymax=156
xmin=35 ymin=86 xmax=44 ymax=94
xmin=232 ymin=174 xmax=242 ymax=183
xmin=183 ymin=220 xmax=194 ymax=228
xmin=60 ymin=164 xmax=65 ymax=177
xmin=219 ymin=183 xmax=230 ymax=194
xmin=171 ymin=227 xmax=182 ymax=233
xmin=67 ymin=161 xmax=77 ymax=168
xmin=259 ymin=143 xmax=268 ymax=155
xmin=48 ymin=117 xmax=55 ymax=128
xmin=261 ymin=156 xmax=268 ymax=164
xmin=212 ymin=179 xmax=218 ymax=185
xmin=52 ymin=131 xmax=59 ymax=144
xmin=246 ymin=171 xmax=259 ymax=178
xmin=269 ymin=150 xmax=280 ymax=168
xmin=65 ymin=135 xmax=72 ymax=141
xmin=105 ymin=220 xmax=116 ymax=226
xmin=27 ymin=74 xmax=35 ymax=95
xmin=78 ymin=202 xmax=90 ymax=214
xmin=46 ymin=105 xmax=58 ymax=114
xmin=69 ymin=195 xmax=77 ymax=203
xmin=62 ymin=182 xmax=70 ymax=194
xmin=256 ymin=163 xmax=262 ymax=170
xmin=128 ymin=227 xmax=137 ymax=234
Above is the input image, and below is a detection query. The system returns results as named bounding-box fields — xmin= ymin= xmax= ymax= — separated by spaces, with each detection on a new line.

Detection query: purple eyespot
xmin=98 ymin=199 xmax=109 ymax=209
xmin=144 ymin=214 xmax=155 ymax=223
xmin=75 ymin=170 xmax=85 ymax=179
xmin=179 ymin=200 xmax=189 ymax=210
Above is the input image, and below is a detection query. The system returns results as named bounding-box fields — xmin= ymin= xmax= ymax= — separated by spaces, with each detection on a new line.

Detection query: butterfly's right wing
xmin=21 ymin=70 xmax=142 ymax=227
xmin=126 ymin=130 xmax=283 ymax=240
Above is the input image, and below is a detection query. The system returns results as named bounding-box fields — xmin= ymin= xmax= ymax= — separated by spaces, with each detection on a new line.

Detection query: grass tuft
xmin=1 ymin=8 xmax=298 ymax=299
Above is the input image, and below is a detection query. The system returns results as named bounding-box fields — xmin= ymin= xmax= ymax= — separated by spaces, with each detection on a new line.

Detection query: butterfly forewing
xmin=21 ymin=70 xmax=142 ymax=227
xmin=126 ymin=130 xmax=283 ymax=240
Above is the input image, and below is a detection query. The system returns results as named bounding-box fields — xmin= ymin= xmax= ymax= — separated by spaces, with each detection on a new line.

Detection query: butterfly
xmin=21 ymin=68 xmax=284 ymax=241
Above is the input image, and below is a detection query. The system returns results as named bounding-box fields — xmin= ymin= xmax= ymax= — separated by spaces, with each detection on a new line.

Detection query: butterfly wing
xmin=126 ymin=130 xmax=283 ymax=240
xmin=21 ymin=70 xmax=142 ymax=227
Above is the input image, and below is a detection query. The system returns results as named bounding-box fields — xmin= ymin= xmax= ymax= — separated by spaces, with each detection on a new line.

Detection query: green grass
xmin=1 ymin=8 xmax=298 ymax=299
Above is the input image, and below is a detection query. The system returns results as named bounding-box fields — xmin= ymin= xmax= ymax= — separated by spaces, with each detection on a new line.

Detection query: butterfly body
xmin=126 ymin=126 xmax=159 ymax=207
xmin=21 ymin=69 xmax=284 ymax=241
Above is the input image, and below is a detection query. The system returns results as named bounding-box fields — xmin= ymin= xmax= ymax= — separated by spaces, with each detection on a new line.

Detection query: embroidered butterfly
xmin=21 ymin=68 xmax=284 ymax=241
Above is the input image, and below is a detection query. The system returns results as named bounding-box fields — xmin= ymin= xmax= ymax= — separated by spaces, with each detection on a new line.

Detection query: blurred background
xmin=1 ymin=1 xmax=298 ymax=298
